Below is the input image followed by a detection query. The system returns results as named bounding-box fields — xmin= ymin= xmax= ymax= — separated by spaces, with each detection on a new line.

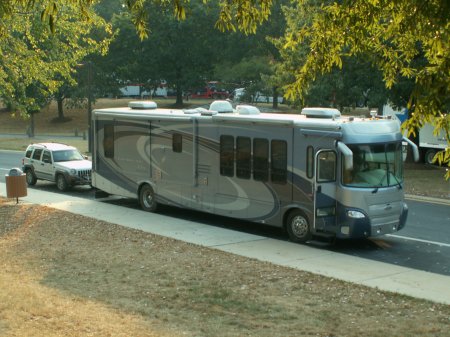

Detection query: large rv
xmin=92 ymin=100 xmax=419 ymax=243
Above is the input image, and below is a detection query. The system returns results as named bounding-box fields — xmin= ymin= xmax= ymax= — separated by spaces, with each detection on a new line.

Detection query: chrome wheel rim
xmin=143 ymin=190 xmax=154 ymax=208
xmin=291 ymin=215 xmax=308 ymax=238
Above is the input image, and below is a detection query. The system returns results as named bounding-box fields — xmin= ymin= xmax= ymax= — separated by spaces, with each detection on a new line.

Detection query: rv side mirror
xmin=402 ymin=137 xmax=420 ymax=162
xmin=337 ymin=142 xmax=353 ymax=171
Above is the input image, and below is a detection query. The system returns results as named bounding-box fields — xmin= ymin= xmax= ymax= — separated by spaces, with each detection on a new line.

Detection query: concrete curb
xmin=405 ymin=194 xmax=450 ymax=205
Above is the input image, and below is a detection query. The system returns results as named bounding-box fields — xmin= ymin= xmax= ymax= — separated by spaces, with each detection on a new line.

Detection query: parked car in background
xmin=191 ymin=81 xmax=229 ymax=99
xmin=22 ymin=143 xmax=92 ymax=191
xmin=231 ymin=87 xmax=283 ymax=104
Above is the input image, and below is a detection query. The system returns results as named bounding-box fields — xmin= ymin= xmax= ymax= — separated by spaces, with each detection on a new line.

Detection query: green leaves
xmin=1 ymin=0 xmax=112 ymax=115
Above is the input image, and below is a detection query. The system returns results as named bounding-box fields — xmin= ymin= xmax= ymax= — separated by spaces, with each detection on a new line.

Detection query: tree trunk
xmin=174 ymin=67 xmax=183 ymax=107
xmin=175 ymin=87 xmax=183 ymax=107
xmin=272 ymin=86 xmax=279 ymax=109
xmin=28 ymin=112 xmax=35 ymax=138
xmin=57 ymin=97 xmax=64 ymax=120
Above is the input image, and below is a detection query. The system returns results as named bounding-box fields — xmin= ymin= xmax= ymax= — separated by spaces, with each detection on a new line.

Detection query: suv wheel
xmin=25 ymin=169 xmax=37 ymax=185
xmin=56 ymin=174 xmax=69 ymax=191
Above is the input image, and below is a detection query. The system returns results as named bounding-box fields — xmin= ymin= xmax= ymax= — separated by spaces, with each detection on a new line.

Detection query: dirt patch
xmin=50 ymin=116 xmax=73 ymax=123
xmin=403 ymin=162 xmax=449 ymax=199
xmin=1 ymin=200 xmax=449 ymax=337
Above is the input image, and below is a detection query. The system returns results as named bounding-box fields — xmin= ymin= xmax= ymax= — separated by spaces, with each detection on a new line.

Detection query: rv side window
xmin=236 ymin=137 xmax=251 ymax=179
xmin=271 ymin=140 xmax=287 ymax=184
xmin=306 ymin=146 xmax=314 ymax=178
xmin=253 ymin=138 xmax=269 ymax=181
xmin=317 ymin=151 xmax=336 ymax=182
xmin=220 ymin=135 xmax=234 ymax=177
xmin=104 ymin=125 xmax=114 ymax=158
xmin=173 ymin=133 xmax=182 ymax=153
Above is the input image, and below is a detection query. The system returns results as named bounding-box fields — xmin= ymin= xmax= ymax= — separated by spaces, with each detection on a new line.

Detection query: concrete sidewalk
xmin=1 ymin=181 xmax=449 ymax=305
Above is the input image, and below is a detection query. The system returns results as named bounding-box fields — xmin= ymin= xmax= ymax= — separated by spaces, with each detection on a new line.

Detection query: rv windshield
xmin=343 ymin=142 xmax=403 ymax=188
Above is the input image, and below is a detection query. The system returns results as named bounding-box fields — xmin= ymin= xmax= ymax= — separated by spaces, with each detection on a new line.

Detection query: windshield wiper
xmin=391 ymin=172 xmax=403 ymax=190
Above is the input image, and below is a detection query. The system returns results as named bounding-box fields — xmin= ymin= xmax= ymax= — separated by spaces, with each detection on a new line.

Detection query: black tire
xmin=25 ymin=169 xmax=37 ymax=186
xmin=139 ymin=184 xmax=158 ymax=212
xmin=286 ymin=210 xmax=311 ymax=243
xmin=424 ymin=149 xmax=436 ymax=165
xmin=56 ymin=174 xmax=69 ymax=191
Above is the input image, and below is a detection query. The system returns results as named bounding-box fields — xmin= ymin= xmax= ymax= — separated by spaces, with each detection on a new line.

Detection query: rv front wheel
xmin=139 ymin=184 xmax=158 ymax=212
xmin=286 ymin=210 xmax=311 ymax=243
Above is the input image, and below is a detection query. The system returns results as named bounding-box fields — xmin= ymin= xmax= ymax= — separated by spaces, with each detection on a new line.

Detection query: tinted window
xmin=25 ymin=148 xmax=33 ymax=158
xmin=236 ymin=137 xmax=251 ymax=179
xmin=317 ymin=151 xmax=336 ymax=182
xmin=32 ymin=148 xmax=43 ymax=160
xmin=306 ymin=146 xmax=314 ymax=178
xmin=173 ymin=133 xmax=182 ymax=153
xmin=253 ymin=138 xmax=269 ymax=181
xmin=42 ymin=150 xmax=52 ymax=163
xmin=220 ymin=135 xmax=234 ymax=177
xmin=104 ymin=125 xmax=114 ymax=159
xmin=271 ymin=140 xmax=287 ymax=184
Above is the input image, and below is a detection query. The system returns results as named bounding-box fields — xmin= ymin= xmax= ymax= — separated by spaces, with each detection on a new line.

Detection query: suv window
xmin=25 ymin=148 xmax=33 ymax=158
xmin=32 ymin=148 xmax=43 ymax=160
xmin=42 ymin=150 xmax=52 ymax=163
xmin=53 ymin=150 xmax=84 ymax=162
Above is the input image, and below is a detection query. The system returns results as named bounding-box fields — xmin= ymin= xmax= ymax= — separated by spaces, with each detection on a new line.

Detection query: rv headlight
xmin=347 ymin=210 xmax=365 ymax=219
xmin=316 ymin=207 xmax=336 ymax=217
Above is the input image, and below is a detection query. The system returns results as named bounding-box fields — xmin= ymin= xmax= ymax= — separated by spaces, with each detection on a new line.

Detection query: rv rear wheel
xmin=139 ymin=184 xmax=158 ymax=212
xmin=286 ymin=210 xmax=311 ymax=243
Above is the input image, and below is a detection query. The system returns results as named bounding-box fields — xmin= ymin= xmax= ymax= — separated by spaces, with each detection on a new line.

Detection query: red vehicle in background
xmin=191 ymin=81 xmax=230 ymax=99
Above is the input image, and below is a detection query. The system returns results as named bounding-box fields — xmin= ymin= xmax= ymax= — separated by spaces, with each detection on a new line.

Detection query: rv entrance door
xmin=314 ymin=149 xmax=337 ymax=231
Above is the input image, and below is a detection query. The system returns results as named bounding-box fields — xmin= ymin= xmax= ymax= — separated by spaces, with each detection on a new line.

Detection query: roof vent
xmin=128 ymin=101 xmax=157 ymax=109
xmin=301 ymin=107 xmax=341 ymax=119
xmin=209 ymin=100 xmax=234 ymax=113
xmin=236 ymin=105 xmax=260 ymax=115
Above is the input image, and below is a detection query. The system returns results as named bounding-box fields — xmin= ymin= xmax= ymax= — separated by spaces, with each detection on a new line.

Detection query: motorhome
xmin=92 ymin=100 xmax=419 ymax=243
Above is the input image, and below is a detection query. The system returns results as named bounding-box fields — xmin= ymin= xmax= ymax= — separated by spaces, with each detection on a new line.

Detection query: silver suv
xmin=22 ymin=143 xmax=92 ymax=191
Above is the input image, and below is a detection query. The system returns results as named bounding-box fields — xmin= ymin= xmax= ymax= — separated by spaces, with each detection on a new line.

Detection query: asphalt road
xmin=1 ymin=149 xmax=449 ymax=276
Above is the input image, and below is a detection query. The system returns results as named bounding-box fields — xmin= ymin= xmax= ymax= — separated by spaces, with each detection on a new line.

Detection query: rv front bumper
xmin=337 ymin=203 xmax=408 ymax=239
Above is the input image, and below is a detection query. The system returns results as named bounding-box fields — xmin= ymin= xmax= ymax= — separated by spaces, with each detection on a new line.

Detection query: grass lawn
xmin=1 ymin=199 xmax=449 ymax=337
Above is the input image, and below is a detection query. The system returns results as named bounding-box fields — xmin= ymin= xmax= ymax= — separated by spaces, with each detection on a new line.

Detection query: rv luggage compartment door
xmin=314 ymin=150 xmax=337 ymax=231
